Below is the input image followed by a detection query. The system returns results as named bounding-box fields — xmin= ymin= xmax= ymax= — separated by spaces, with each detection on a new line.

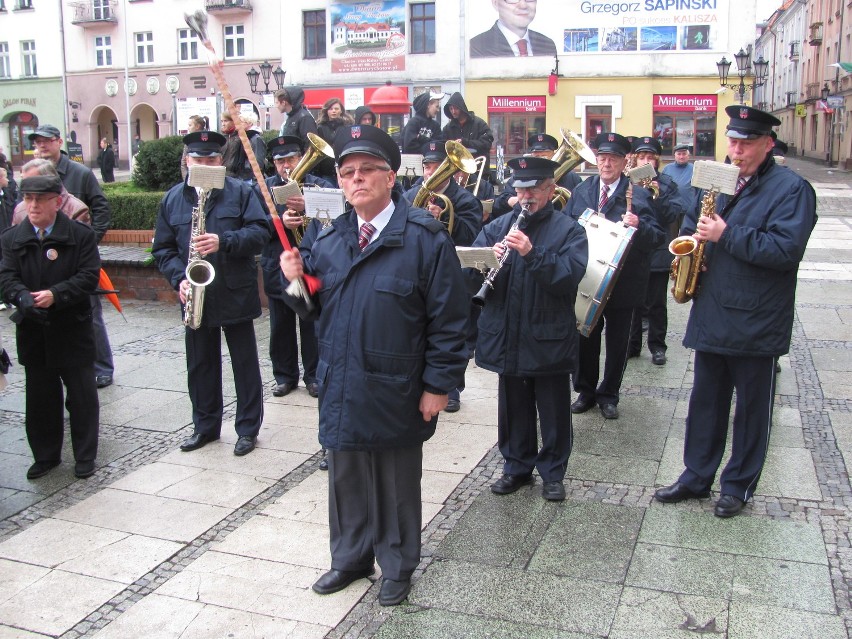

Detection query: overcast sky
xmin=757 ymin=0 xmax=781 ymax=23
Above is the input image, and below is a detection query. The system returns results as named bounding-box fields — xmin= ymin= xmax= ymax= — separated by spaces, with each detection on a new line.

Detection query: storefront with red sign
xmin=652 ymin=94 xmax=718 ymax=157
xmin=486 ymin=95 xmax=547 ymax=161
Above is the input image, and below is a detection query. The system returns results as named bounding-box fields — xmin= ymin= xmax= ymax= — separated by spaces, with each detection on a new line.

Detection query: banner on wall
xmin=466 ymin=0 xmax=727 ymax=59
xmin=330 ymin=0 xmax=407 ymax=74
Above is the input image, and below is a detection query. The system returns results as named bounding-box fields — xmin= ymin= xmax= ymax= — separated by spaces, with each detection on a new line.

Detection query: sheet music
xmin=691 ymin=160 xmax=740 ymax=195
xmin=456 ymin=247 xmax=498 ymax=271
xmin=272 ymin=181 xmax=303 ymax=205
xmin=399 ymin=154 xmax=424 ymax=177
xmin=303 ymin=188 xmax=347 ymax=224
xmin=188 ymin=165 xmax=226 ymax=190
xmin=627 ymin=163 xmax=656 ymax=183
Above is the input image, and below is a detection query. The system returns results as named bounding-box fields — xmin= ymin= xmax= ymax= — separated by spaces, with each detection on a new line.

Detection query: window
xmin=489 ymin=113 xmax=546 ymax=160
xmin=93 ymin=0 xmax=110 ymax=20
xmin=410 ymin=3 xmax=435 ymax=54
xmin=0 ymin=43 xmax=9 ymax=79
xmin=95 ymin=35 xmax=112 ymax=67
xmin=135 ymin=31 xmax=153 ymax=64
xmin=652 ymin=112 xmax=716 ymax=157
xmin=177 ymin=28 xmax=199 ymax=63
xmin=21 ymin=40 xmax=36 ymax=77
xmin=0 ymin=1 xmax=6 ymax=11
xmin=223 ymin=24 xmax=244 ymax=59
xmin=15 ymin=0 xmax=32 ymax=9
xmin=303 ymin=10 xmax=326 ymax=59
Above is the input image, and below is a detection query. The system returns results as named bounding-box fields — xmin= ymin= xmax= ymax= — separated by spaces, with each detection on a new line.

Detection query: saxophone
xmin=669 ymin=187 xmax=716 ymax=303
xmin=183 ymin=165 xmax=225 ymax=329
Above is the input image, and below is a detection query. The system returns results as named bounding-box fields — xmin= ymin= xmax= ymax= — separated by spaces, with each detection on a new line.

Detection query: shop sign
xmin=653 ymin=94 xmax=717 ymax=112
xmin=487 ymin=96 xmax=547 ymax=113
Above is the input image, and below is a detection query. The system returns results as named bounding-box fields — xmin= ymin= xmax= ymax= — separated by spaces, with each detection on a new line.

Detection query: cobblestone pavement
xmin=0 ymin=156 xmax=850 ymax=638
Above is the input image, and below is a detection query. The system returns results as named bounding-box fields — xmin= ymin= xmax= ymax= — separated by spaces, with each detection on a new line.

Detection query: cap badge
xmin=429 ymin=143 xmax=437 ymax=151
xmin=608 ymin=133 xmax=615 ymax=142
xmin=519 ymin=159 xmax=527 ymax=169
xmin=644 ymin=137 xmax=651 ymax=143
xmin=351 ymin=127 xmax=361 ymax=139
xmin=537 ymin=135 xmax=544 ymax=141
xmin=201 ymin=133 xmax=208 ymax=142
xmin=739 ymin=108 xmax=749 ymax=119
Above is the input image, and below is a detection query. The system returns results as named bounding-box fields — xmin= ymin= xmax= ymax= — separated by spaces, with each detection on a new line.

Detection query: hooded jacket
xmin=441 ymin=93 xmax=494 ymax=171
xmin=402 ymin=93 xmax=441 ymax=154
xmin=353 ymin=106 xmax=376 ymax=126
xmin=279 ymin=86 xmax=318 ymax=139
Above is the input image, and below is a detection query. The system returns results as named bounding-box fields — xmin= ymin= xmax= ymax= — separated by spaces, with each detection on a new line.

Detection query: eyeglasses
xmin=22 ymin=194 xmax=58 ymax=203
xmin=338 ymin=164 xmax=391 ymax=179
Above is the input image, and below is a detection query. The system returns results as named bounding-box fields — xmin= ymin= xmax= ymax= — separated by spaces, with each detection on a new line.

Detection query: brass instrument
xmin=627 ymin=162 xmax=660 ymax=199
xmin=183 ymin=164 xmax=226 ymax=329
xmin=413 ymin=140 xmax=477 ymax=234
xmin=551 ymin=129 xmax=597 ymax=207
xmin=279 ymin=132 xmax=335 ymax=244
xmin=669 ymin=188 xmax=716 ymax=303
xmin=472 ymin=204 xmax=530 ymax=307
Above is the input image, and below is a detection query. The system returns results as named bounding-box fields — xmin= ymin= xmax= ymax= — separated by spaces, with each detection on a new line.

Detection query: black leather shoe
xmin=570 ymin=396 xmax=595 ymax=414
xmin=490 ymin=473 xmax=534 ymax=495
xmin=654 ymin=482 xmax=710 ymax=503
xmin=74 ymin=460 xmax=96 ymax=478
xmin=445 ymin=399 xmax=460 ymax=413
xmin=306 ymin=382 xmax=319 ymax=398
xmin=95 ymin=375 xmax=113 ymax=388
xmin=775 ymin=358 xmax=782 ymax=373
xmin=180 ymin=432 xmax=219 ymax=452
xmin=379 ymin=578 xmax=412 ymax=606
xmin=319 ymin=456 xmax=329 ymax=471
xmin=312 ymin=567 xmax=374 ymax=595
xmin=542 ymin=481 xmax=566 ymax=501
xmin=651 ymin=350 xmax=667 ymax=365
xmin=714 ymin=494 xmax=746 ymax=518
xmin=26 ymin=460 xmax=60 ymax=479
xmin=233 ymin=435 xmax=256 ymax=456
xmin=272 ymin=382 xmax=296 ymax=397
xmin=599 ymin=403 xmax=619 ymax=419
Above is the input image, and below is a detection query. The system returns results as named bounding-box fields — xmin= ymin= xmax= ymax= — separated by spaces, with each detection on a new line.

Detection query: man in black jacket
xmin=276 ymin=87 xmax=318 ymax=139
xmin=402 ymin=91 xmax=444 ymax=154
xmin=442 ymin=93 xmax=494 ymax=181
xmin=0 ymin=176 xmax=101 ymax=480
xmin=28 ymin=124 xmax=114 ymax=389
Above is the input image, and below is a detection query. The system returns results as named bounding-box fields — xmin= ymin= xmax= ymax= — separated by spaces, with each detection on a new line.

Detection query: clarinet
xmin=472 ymin=204 xmax=530 ymax=307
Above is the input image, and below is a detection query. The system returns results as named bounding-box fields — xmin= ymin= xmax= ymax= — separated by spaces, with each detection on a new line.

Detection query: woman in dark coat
xmin=97 ymin=138 xmax=115 ymax=183
xmin=314 ymin=98 xmax=353 ymax=186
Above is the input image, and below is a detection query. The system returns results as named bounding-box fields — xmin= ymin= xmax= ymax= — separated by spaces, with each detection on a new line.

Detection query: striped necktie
xmin=599 ymin=184 xmax=610 ymax=210
xmin=358 ymin=222 xmax=375 ymax=251
xmin=736 ymin=177 xmax=748 ymax=194
xmin=37 ymin=228 xmax=45 ymax=241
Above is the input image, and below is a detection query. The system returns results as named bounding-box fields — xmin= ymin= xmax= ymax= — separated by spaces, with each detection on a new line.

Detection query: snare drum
xmin=574 ymin=208 xmax=636 ymax=337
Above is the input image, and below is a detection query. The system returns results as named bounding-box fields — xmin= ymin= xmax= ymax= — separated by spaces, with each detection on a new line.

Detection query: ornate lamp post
xmin=717 ymin=47 xmax=769 ymax=105
xmin=245 ymin=61 xmax=286 ymax=130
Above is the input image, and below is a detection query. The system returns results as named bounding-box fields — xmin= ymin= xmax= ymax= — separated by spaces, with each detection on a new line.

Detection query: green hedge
xmin=105 ymin=191 xmax=164 ymax=230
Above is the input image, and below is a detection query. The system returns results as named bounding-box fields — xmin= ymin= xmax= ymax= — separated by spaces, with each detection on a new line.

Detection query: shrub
xmin=132 ymin=136 xmax=184 ymax=191
xmin=106 ymin=191 xmax=165 ymax=230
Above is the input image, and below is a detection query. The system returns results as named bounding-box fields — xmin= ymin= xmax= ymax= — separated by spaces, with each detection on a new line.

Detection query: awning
xmin=828 ymin=62 xmax=852 ymax=73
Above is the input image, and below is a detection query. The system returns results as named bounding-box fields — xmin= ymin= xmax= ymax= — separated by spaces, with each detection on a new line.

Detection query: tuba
xmin=413 ymin=140 xmax=477 ymax=234
xmin=183 ymin=164 xmax=226 ymax=329
xmin=276 ymin=132 xmax=335 ymax=243
xmin=669 ymin=188 xmax=716 ymax=303
xmin=550 ymin=129 xmax=597 ymax=207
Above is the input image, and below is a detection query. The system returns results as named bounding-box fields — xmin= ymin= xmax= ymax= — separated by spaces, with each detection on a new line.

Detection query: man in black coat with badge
xmin=568 ymin=132 xmax=664 ymax=419
xmin=153 ymin=131 xmax=269 ymax=457
xmin=0 ymin=176 xmax=101 ymax=480
xmin=654 ymin=106 xmax=816 ymax=517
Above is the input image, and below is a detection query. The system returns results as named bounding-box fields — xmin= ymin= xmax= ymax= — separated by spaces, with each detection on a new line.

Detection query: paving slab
xmin=211 ymin=515 xmax=331 ymax=569
xmin=727 ymin=601 xmax=847 ymax=639
xmin=609 ymin=587 xmax=728 ymax=639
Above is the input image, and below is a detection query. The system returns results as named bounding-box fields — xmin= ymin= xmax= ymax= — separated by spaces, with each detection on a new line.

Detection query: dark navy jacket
xmin=287 ymin=194 xmax=469 ymax=451
xmin=473 ymin=203 xmax=588 ymax=376
xmin=569 ymin=175 xmax=664 ymax=309
xmin=493 ymin=170 xmax=582 ymax=218
xmin=648 ymin=172 xmax=691 ymax=272
xmin=402 ymin=178 xmax=482 ymax=247
xmin=682 ymin=155 xmax=816 ymax=356
xmin=153 ymin=176 xmax=269 ymax=327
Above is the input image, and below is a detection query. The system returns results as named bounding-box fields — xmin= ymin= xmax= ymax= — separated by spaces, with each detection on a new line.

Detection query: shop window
xmin=410 ymin=3 xmax=435 ymax=54
xmin=489 ymin=113 xmax=546 ymax=161
xmin=304 ymin=10 xmax=326 ymax=59
xmin=652 ymin=112 xmax=715 ymax=157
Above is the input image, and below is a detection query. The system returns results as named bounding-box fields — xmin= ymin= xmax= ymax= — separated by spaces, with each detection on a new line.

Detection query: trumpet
xmin=472 ymin=204 xmax=529 ymax=307
xmin=413 ymin=140 xmax=477 ymax=234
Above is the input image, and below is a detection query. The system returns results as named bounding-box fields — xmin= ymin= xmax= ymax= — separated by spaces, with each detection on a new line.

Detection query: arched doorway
xmin=6 ymin=111 xmax=39 ymax=167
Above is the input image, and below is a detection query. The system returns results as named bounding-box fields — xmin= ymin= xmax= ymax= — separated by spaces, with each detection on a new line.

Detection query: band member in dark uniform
xmin=627 ymin=136 xmax=688 ymax=365
xmin=0 ymin=176 xmax=101 ymax=479
xmin=492 ymin=133 xmax=581 ymax=218
xmin=655 ymin=106 xmax=816 ymax=517
xmin=153 ymin=131 xmax=269 ymax=457
xmin=256 ymin=135 xmax=331 ymax=400
xmin=403 ymin=140 xmax=482 ymax=411
xmin=472 ymin=157 xmax=587 ymax=501
xmin=568 ymin=132 xmax=664 ymax=420
xmin=281 ymin=125 xmax=468 ymax=606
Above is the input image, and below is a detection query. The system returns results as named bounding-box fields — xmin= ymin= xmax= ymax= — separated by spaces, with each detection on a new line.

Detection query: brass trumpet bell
xmin=413 ymin=140 xmax=477 ymax=234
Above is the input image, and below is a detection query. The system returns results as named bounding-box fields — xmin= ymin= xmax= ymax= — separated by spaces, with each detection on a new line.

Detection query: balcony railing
xmin=809 ymin=22 xmax=823 ymax=45
xmin=787 ymin=91 xmax=797 ymax=107
xmin=205 ymin=0 xmax=252 ymax=12
xmin=789 ymin=41 xmax=800 ymax=60
xmin=69 ymin=1 xmax=118 ymax=25
xmin=806 ymin=82 xmax=822 ymax=100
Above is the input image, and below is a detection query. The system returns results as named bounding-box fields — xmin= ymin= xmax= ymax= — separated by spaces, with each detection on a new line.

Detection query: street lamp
xmin=820 ymin=83 xmax=837 ymax=166
xmin=716 ymin=46 xmax=769 ymax=105
xmin=245 ymin=61 xmax=286 ymax=129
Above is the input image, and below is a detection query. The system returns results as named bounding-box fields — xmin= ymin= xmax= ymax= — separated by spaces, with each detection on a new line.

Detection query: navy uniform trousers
xmin=498 ymin=373 xmax=573 ymax=482
xmin=328 ymin=445 xmax=422 ymax=581
xmin=268 ymin=295 xmax=318 ymax=386
xmin=575 ymin=305 xmax=634 ymax=406
xmin=186 ymin=320 xmax=263 ymax=438
xmin=678 ymin=351 xmax=776 ymax=501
